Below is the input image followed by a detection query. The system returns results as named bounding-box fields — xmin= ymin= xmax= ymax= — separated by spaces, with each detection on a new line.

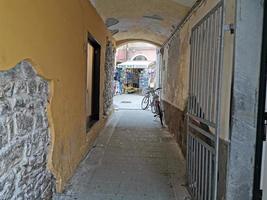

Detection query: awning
xmin=117 ymin=61 xmax=155 ymax=69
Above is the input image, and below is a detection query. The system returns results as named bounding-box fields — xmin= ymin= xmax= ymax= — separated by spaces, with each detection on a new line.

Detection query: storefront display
xmin=114 ymin=61 xmax=156 ymax=95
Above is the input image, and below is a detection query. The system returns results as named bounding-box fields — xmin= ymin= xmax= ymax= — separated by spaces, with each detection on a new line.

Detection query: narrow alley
xmin=54 ymin=109 xmax=190 ymax=200
xmin=0 ymin=0 xmax=266 ymax=199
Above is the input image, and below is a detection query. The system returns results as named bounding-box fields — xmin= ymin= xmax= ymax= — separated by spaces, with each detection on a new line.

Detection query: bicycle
xmin=141 ymin=87 xmax=163 ymax=126
xmin=141 ymin=87 xmax=158 ymax=111
xmin=141 ymin=87 xmax=153 ymax=110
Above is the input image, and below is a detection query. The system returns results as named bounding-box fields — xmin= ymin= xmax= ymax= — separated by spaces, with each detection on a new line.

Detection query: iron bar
xmin=187 ymin=2 xmax=224 ymax=200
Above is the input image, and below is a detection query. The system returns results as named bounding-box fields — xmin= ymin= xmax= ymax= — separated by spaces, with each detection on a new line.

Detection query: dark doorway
xmin=253 ymin=0 xmax=267 ymax=199
xmin=86 ymin=33 xmax=101 ymax=132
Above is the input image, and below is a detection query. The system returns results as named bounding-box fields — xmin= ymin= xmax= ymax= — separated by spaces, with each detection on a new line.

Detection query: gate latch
xmin=224 ymin=23 xmax=235 ymax=34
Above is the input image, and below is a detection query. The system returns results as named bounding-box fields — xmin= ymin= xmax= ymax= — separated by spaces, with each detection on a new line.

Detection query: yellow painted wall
xmin=162 ymin=0 xmax=234 ymax=140
xmin=0 ymin=0 xmax=113 ymax=191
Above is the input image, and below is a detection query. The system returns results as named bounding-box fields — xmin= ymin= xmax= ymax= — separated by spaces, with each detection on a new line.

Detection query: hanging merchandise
xmin=139 ymin=69 xmax=149 ymax=90
xmin=114 ymin=67 xmax=124 ymax=95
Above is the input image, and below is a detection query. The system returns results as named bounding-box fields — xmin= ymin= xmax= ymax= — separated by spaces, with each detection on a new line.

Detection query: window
xmin=86 ymin=33 xmax=101 ymax=132
xmin=132 ymin=55 xmax=148 ymax=61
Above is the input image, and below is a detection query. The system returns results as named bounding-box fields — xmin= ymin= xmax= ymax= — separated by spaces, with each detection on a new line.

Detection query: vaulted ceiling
xmin=90 ymin=0 xmax=196 ymax=45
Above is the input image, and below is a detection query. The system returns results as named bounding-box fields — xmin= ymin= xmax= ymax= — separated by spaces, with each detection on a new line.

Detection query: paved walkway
xmin=113 ymin=94 xmax=144 ymax=110
xmin=54 ymin=110 xmax=190 ymax=200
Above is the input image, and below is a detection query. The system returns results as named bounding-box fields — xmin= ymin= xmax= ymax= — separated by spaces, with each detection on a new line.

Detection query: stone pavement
xmin=54 ymin=110 xmax=190 ymax=200
xmin=113 ymin=94 xmax=144 ymax=110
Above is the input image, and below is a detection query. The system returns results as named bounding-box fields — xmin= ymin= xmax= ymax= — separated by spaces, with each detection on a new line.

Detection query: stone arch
xmin=0 ymin=60 xmax=55 ymax=199
xmin=116 ymin=39 xmax=160 ymax=49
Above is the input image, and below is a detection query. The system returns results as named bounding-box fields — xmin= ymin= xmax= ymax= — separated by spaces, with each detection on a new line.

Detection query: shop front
xmin=114 ymin=61 xmax=156 ymax=94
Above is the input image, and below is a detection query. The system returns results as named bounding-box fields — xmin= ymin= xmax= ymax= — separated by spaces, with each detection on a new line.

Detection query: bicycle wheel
xmin=151 ymin=102 xmax=156 ymax=113
xmin=157 ymin=103 xmax=163 ymax=126
xmin=141 ymin=96 xmax=149 ymax=110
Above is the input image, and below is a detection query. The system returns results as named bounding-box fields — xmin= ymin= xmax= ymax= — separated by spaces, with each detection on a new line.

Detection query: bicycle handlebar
xmin=144 ymin=87 xmax=162 ymax=95
xmin=155 ymin=87 xmax=162 ymax=91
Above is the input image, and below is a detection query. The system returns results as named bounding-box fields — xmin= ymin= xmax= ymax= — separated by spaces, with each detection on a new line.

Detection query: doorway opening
xmin=113 ymin=42 xmax=159 ymax=110
xmin=86 ymin=33 xmax=101 ymax=132
xmin=253 ymin=0 xmax=267 ymax=199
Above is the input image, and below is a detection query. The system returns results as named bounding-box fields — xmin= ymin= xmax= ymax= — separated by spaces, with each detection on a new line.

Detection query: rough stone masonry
xmin=0 ymin=61 xmax=55 ymax=199
xmin=103 ymin=40 xmax=115 ymax=115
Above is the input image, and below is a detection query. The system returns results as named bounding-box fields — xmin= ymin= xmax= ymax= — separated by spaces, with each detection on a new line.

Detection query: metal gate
xmin=187 ymin=3 xmax=224 ymax=200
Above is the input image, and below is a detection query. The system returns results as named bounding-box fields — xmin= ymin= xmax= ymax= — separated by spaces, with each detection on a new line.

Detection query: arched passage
xmin=0 ymin=1 xmax=265 ymax=200
xmin=90 ymin=0 xmax=196 ymax=45
xmin=113 ymin=41 xmax=159 ymax=110
xmin=116 ymin=39 xmax=161 ymax=48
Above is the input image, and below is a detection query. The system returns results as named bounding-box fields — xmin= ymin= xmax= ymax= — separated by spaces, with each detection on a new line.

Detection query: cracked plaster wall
xmin=161 ymin=0 xmax=220 ymax=111
xmin=160 ymin=0 xmax=231 ymax=198
xmin=0 ymin=0 xmax=112 ymax=192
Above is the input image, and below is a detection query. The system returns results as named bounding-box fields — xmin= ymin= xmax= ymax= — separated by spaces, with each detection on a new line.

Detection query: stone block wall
xmin=162 ymin=100 xmax=187 ymax=156
xmin=0 ymin=61 xmax=55 ymax=199
xmin=103 ymin=40 xmax=115 ymax=115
